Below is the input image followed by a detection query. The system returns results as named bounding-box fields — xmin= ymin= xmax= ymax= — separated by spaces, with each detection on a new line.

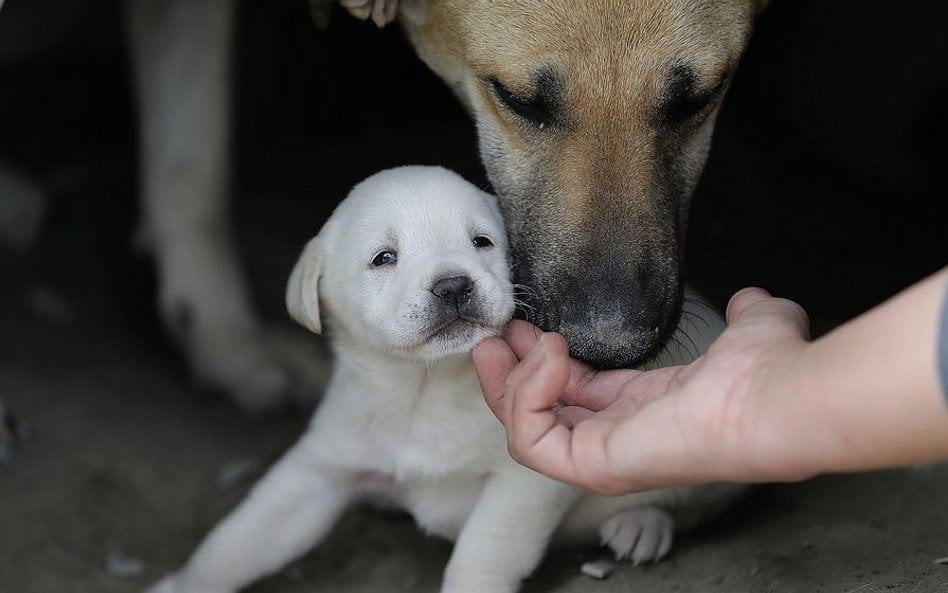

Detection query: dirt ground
xmin=1 ymin=1 xmax=947 ymax=591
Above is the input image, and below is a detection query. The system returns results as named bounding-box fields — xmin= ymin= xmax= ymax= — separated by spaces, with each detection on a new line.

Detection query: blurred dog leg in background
xmin=127 ymin=0 xmax=328 ymax=412
xmin=0 ymin=0 xmax=329 ymax=419
xmin=0 ymin=159 xmax=47 ymax=252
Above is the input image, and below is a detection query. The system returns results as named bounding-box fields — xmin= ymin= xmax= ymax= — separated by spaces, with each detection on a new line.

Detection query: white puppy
xmin=148 ymin=166 xmax=742 ymax=593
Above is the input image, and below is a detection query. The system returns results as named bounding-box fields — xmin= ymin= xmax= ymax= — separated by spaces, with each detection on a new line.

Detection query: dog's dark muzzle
xmin=518 ymin=263 xmax=682 ymax=369
xmin=558 ymin=304 xmax=677 ymax=369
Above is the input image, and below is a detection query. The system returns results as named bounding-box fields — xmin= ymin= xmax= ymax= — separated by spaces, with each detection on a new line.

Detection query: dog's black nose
xmin=431 ymin=275 xmax=474 ymax=308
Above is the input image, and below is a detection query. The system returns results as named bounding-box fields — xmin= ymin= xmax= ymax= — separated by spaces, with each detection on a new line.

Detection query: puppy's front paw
xmin=155 ymin=240 xmax=330 ymax=413
xmin=599 ymin=507 xmax=674 ymax=565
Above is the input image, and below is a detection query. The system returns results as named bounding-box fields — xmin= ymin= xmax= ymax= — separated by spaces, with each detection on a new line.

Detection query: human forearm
xmin=770 ymin=267 xmax=948 ymax=476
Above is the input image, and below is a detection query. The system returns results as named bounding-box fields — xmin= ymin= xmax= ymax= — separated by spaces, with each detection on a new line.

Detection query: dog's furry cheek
xmin=475 ymin=117 xmax=532 ymax=203
xmin=679 ymin=112 xmax=720 ymax=182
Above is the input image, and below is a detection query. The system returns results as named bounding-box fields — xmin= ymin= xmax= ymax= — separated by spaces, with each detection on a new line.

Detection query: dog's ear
xmin=286 ymin=236 xmax=325 ymax=335
xmin=340 ymin=0 xmax=399 ymax=28
xmin=755 ymin=0 xmax=770 ymax=13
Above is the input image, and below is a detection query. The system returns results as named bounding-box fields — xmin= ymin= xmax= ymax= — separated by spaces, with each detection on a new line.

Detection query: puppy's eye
xmin=490 ymin=79 xmax=550 ymax=127
xmin=372 ymin=250 xmax=397 ymax=267
xmin=472 ymin=236 xmax=494 ymax=248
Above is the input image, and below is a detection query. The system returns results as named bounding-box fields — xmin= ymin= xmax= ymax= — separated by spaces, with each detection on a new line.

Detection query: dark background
xmin=0 ymin=0 xmax=945 ymax=340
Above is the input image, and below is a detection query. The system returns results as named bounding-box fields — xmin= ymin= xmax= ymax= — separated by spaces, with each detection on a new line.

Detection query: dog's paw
xmin=599 ymin=507 xmax=674 ymax=565
xmin=0 ymin=401 xmax=30 ymax=464
xmin=184 ymin=323 xmax=331 ymax=414
xmin=153 ymin=245 xmax=330 ymax=412
xmin=340 ymin=0 xmax=399 ymax=27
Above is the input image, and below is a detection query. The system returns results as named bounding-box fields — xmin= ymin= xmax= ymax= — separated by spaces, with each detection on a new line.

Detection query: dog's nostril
xmin=431 ymin=276 xmax=474 ymax=305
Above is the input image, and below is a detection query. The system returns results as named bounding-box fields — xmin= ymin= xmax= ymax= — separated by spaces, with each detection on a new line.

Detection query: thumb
xmin=726 ymin=287 xmax=773 ymax=323
xmin=726 ymin=287 xmax=811 ymax=341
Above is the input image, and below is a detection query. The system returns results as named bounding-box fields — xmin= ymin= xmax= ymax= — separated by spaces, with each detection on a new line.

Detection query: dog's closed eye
xmin=661 ymin=65 xmax=727 ymax=126
xmin=665 ymin=84 xmax=723 ymax=124
xmin=490 ymin=79 xmax=553 ymax=128
xmin=489 ymin=67 xmax=565 ymax=130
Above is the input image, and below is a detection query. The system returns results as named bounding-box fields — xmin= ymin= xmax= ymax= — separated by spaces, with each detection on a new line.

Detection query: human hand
xmin=472 ymin=288 xmax=816 ymax=494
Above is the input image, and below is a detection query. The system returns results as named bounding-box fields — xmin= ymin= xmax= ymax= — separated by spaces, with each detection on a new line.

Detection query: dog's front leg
xmin=149 ymin=440 xmax=354 ymax=593
xmin=442 ymin=467 xmax=581 ymax=593
xmin=126 ymin=0 xmax=321 ymax=411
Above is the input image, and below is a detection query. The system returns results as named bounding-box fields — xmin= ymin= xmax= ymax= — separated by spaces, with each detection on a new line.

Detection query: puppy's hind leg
xmin=598 ymin=507 xmax=674 ymax=565
xmin=126 ymin=0 xmax=323 ymax=411
xmin=148 ymin=440 xmax=354 ymax=593
xmin=592 ymin=482 xmax=746 ymax=568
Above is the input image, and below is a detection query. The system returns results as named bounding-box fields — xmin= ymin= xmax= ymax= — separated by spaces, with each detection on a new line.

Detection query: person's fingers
xmin=472 ymin=336 xmax=520 ymax=422
xmin=725 ymin=287 xmax=773 ymax=323
xmin=503 ymin=320 xmax=648 ymax=412
xmin=726 ymin=287 xmax=811 ymax=340
xmin=505 ymin=332 xmax=569 ymax=423
xmin=488 ymin=330 xmax=693 ymax=492
xmin=502 ymin=320 xmax=545 ymax=359
xmin=478 ymin=331 xmax=604 ymax=486
xmin=504 ymin=332 xmax=580 ymax=479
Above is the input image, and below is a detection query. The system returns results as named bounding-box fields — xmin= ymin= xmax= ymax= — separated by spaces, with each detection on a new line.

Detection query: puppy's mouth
xmin=393 ymin=279 xmax=514 ymax=357
xmin=402 ymin=301 xmax=508 ymax=357
xmin=424 ymin=313 xmax=498 ymax=345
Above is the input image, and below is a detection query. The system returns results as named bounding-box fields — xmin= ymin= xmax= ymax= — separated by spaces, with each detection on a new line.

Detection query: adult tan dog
xmin=344 ymin=0 xmax=766 ymax=369
xmin=0 ymin=0 xmax=763 ymax=413
xmin=146 ymin=166 xmax=739 ymax=593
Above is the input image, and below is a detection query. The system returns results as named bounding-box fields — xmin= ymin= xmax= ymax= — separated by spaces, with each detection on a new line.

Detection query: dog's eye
xmin=490 ymin=79 xmax=550 ymax=127
xmin=662 ymin=65 xmax=726 ymax=126
xmin=472 ymin=236 xmax=494 ymax=248
xmin=371 ymin=250 xmax=397 ymax=267
xmin=665 ymin=86 xmax=721 ymax=124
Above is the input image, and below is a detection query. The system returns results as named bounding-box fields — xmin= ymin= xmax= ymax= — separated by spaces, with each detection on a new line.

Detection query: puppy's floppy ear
xmin=286 ymin=236 xmax=325 ymax=335
xmin=755 ymin=0 xmax=770 ymax=12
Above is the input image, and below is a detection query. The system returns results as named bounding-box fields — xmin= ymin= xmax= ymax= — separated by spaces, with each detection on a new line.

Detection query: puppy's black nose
xmin=431 ymin=275 xmax=474 ymax=308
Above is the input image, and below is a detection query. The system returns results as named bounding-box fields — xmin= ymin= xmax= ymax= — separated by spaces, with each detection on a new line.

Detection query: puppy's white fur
xmin=148 ymin=166 xmax=741 ymax=593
